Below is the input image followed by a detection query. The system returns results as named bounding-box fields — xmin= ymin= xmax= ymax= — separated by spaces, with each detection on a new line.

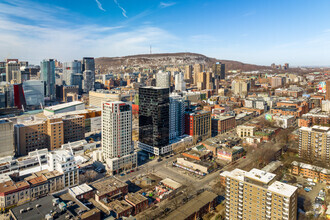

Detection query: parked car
xmin=308 ymin=182 xmax=316 ymax=186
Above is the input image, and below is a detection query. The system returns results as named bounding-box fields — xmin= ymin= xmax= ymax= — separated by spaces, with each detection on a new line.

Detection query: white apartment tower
xmin=102 ymin=101 xmax=137 ymax=175
xmin=175 ymin=72 xmax=186 ymax=92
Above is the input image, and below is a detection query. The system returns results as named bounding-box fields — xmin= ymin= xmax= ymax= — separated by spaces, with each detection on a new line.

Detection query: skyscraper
xmin=169 ymin=94 xmax=185 ymax=141
xmin=63 ymin=60 xmax=82 ymax=86
xmin=22 ymin=80 xmax=45 ymax=107
xmin=138 ymin=87 xmax=170 ymax=155
xmin=184 ymin=65 xmax=193 ymax=82
xmin=174 ymin=72 xmax=186 ymax=92
xmin=102 ymin=101 xmax=137 ymax=175
xmin=213 ymin=62 xmax=225 ymax=80
xmin=82 ymin=57 xmax=95 ymax=93
xmin=193 ymin=64 xmax=204 ymax=85
xmin=156 ymin=71 xmax=170 ymax=88
xmin=40 ymin=59 xmax=56 ymax=100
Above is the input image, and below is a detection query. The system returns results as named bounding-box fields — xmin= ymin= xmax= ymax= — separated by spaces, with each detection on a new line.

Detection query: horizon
xmin=1 ymin=0 xmax=330 ymax=66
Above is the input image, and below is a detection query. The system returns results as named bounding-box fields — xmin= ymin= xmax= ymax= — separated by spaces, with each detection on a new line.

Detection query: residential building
xmin=270 ymin=100 xmax=309 ymax=118
xmin=124 ymin=193 xmax=148 ymax=215
xmin=224 ymin=168 xmax=298 ymax=220
xmin=184 ymin=65 xmax=193 ymax=82
xmin=217 ymin=146 xmax=245 ymax=162
xmin=193 ymin=64 xmax=204 ymax=85
xmin=236 ymin=125 xmax=256 ymax=138
xmin=299 ymin=126 xmax=330 ymax=162
xmin=185 ymin=110 xmax=211 ymax=142
xmin=174 ymin=72 xmax=186 ymax=91
xmin=5 ymin=61 xmax=20 ymax=83
xmin=22 ymin=80 xmax=44 ymax=107
xmin=62 ymin=115 xmax=85 ymax=143
xmin=298 ymin=112 xmax=330 ymax=127
xmin=291 ymin=161 xmax=330 ymax=184
xmin=232 ymin=80 xmax=250 ymax=97
xmin=138 ymin=87 xmax=170 ymax=155
xmin=322 ymin=100 xmax=330 ymax=113
xmin=40 ymin=59 xmax=56 ymax=100
xmin=0 ymin=119 xmax=14 ymax=157
xmin=91 ymin=177 xmax=128 ymax=202
xmin=156 ymin=71 xmax=171 ymax=88
xmin=271 ymin=76 xmax=286 ymax=88
xmin=102 ymin=101 xmax=137 ymax=175
xmin=89 ymin=90 xmax=121 ymax=107
xmin=169 ymin=94 xmax=185 ymax=141
xmin=272 ymin=114 xmax=295 ymax=129
xmin=211 ymin=115 xmax=236 ymax=136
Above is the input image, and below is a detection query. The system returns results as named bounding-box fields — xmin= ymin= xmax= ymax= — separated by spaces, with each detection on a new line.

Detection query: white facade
xmin=102 ymin=101 xmax=137 ymax=174
xmin=22 ymin=80 xmax=45 ymax=106
xmin=272 ymin=114 xmax=295 ymax=129
xmin=322 ymin=100 xmax=330 ymax=113
xmin=47 ymin=149 xmax=79 ymax=187
xmin=138 ymin=142 xmax=172 ymax=156
xmin=174 ymin=72 xmax=186 ymax=92
xmin=169 ymin=94 xmax=185 ymax=140
xmin=156 ymin=71 xmax=170 ymax=88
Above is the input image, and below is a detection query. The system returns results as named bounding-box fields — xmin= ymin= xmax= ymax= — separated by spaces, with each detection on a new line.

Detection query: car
xmin=157 ymin=158 xmax=162 ymax=162
xmin=120 ymin=173 xmax=125 ymax=176
xmin=243 ymin=156 xmax=246 ymax=159
xmin=166 ymin=156 xmax=169 ymax=159
xmin=308 ymin=182 xmax=316 ymax=186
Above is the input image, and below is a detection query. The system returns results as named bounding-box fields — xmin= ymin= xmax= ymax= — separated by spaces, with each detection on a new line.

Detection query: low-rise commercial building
xmin=236 ymin=125 xmax=256 ymax=138
xmin=217 ymin=146 xmax=245 ymax=162
xmin=211 ymin=115 xmax=236 ymax=136
xmin=124 ymin=193 xmax=148 ymax=215
xmin=89 ymin=90 xmax=121 ymax=107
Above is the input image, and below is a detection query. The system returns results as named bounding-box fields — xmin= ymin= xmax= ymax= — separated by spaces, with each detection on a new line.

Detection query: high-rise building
xmin=174 ymin=72 xmax=186 ymax=92
xmin=156 ymin=71 xmax=170 ymax=88
xmin=326 ymin=80 xmax=330 ymax=100
xmin=193 ymin=64 xmax=204 ymax=85
xmin=271 ymin=77 xmax=286 ymax=88
xmin=102 ymin=101 xmax=137 ymax=175
xmin=63 ymin=60 xmax=82 ymax=86
xmin=82 ymin=57 xmax=95 ymax=93
xmin=138 ymin=87 xmax=170 ymax=155
xmin=6 ymin=61 xmax=20 ymax=83
xmin=0 ymin=119 xmax=14 ymax=157
xmin=223 ymin=168 xmax=298 ymax=220
xmin=169 ymin=94 xmax=185 ymax=141
xmin=40 ymin=59 xmax=56 ymax=100
xmin=206 ymin=71 xmax=213 ymax=90
xmin=299 ymin=126 xmax=330 ymax=162
xmin=231 ymin=80 xmax=251 ymax=97
xmin=213 ymin=62 xmax=225 ymax=80
xmin=22 ymin=80 xmax=45 ymax=107
xmin=184 ymin=65 xmax=193 ymax=82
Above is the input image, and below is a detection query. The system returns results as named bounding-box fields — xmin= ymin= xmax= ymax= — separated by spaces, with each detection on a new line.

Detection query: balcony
xmin=239 ymin=186 xmax=243 ymax=191
xmin=238 ymin=199 xmax=243 ymax=203
xmin=239 ymin=195 xmax=243 ymax=199
xmin=239 ymin=182 xmax=243 ymax=186
xmin=238 ymin=203 xmax=243 ymax=207
xmin=266 ymin=214 xmax=271 ymax=219
xmin=266 ymin=201 xmax=272 ymax=206
xmin=239 ymin=191 xmax=243 ymax=194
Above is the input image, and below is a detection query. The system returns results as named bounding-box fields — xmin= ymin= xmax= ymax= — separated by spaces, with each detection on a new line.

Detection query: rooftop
xmin=245 ymin=168 xmax=276 ymax=184
xmin=268 ymin=181 xmax=297 ymax=197
xmin=91 ymin=177 xmax=127 ymax=197
xmin=69 ymin=183 xmax=93 ymax=197
xmin=44 ymin=101 xmax=84 ymax=111
xmin=163 ymin=191 xmax=218 ymax=220
xmin=160 ymin=178 xmax=182 ymax=190
xmin=225 ymin=168 xmax=247 ymax=182
xmin=125 ymin=193 xmax=148 ymax=205
xmin=106 ymin=200 xmax=132 ymax=213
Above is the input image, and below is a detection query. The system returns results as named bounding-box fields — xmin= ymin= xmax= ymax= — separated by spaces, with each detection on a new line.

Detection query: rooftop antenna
xmin=150 ymin=45 xmax=152 ymax=54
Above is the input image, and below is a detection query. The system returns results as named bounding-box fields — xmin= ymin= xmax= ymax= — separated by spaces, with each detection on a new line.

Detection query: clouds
xmin=95 ymin=0 xmax=106 ymax=11
xmin=159 ymin=2 xmax=176 ymax=8
xmin=0 ymin=0 xmax=178 ymax=63
xmin=114 ymin=0 xmax=128 ymax=18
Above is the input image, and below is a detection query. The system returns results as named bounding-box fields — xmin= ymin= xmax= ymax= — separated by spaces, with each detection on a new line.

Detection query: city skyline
xmin=1 ymin=0 xmax=330 ymax=66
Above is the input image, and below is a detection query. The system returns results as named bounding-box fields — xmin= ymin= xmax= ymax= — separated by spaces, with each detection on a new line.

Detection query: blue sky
xmin=0 ymin=0 xmax=330 ymax=66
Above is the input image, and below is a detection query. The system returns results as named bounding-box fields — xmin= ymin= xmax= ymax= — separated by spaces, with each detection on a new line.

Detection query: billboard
xmin=318 ymin=81 xmax=326 ymax=93
xmin=265 ymin=114 xmax=273 ymax=121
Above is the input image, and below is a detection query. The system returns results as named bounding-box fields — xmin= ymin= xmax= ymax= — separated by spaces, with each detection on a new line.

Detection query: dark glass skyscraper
xmin=213 ymin=62 xmax=225 ymax=80
xmin=139 ymin=87 xmax=169 ymax=149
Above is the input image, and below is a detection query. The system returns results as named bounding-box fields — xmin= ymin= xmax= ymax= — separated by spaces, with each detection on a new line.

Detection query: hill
xmin=95 ymin=52 xmax=271 ymax=73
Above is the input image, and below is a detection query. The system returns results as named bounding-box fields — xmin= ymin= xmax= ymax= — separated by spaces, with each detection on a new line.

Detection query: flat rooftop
xmin=44 ymin=101 xmax=84 ymax=111
xmin=268 ymin=181 xmax=297 ymax=197
xmin=107 ymin=200 xmax=132 ymax=213
xmin=69 ymin=183 xmax=93 ymax=197
xmin=245 ymin=168 xmax=276 ymax=184
xmin=91 ymin=177 xmax=127 ymax=197
xmin=225 ymin=168 xmax=247 ymax=182
xmin=125 ymin=193 xmax=148 ymax=205
xmin=160 ymin=178 xmax=182 ymax=190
